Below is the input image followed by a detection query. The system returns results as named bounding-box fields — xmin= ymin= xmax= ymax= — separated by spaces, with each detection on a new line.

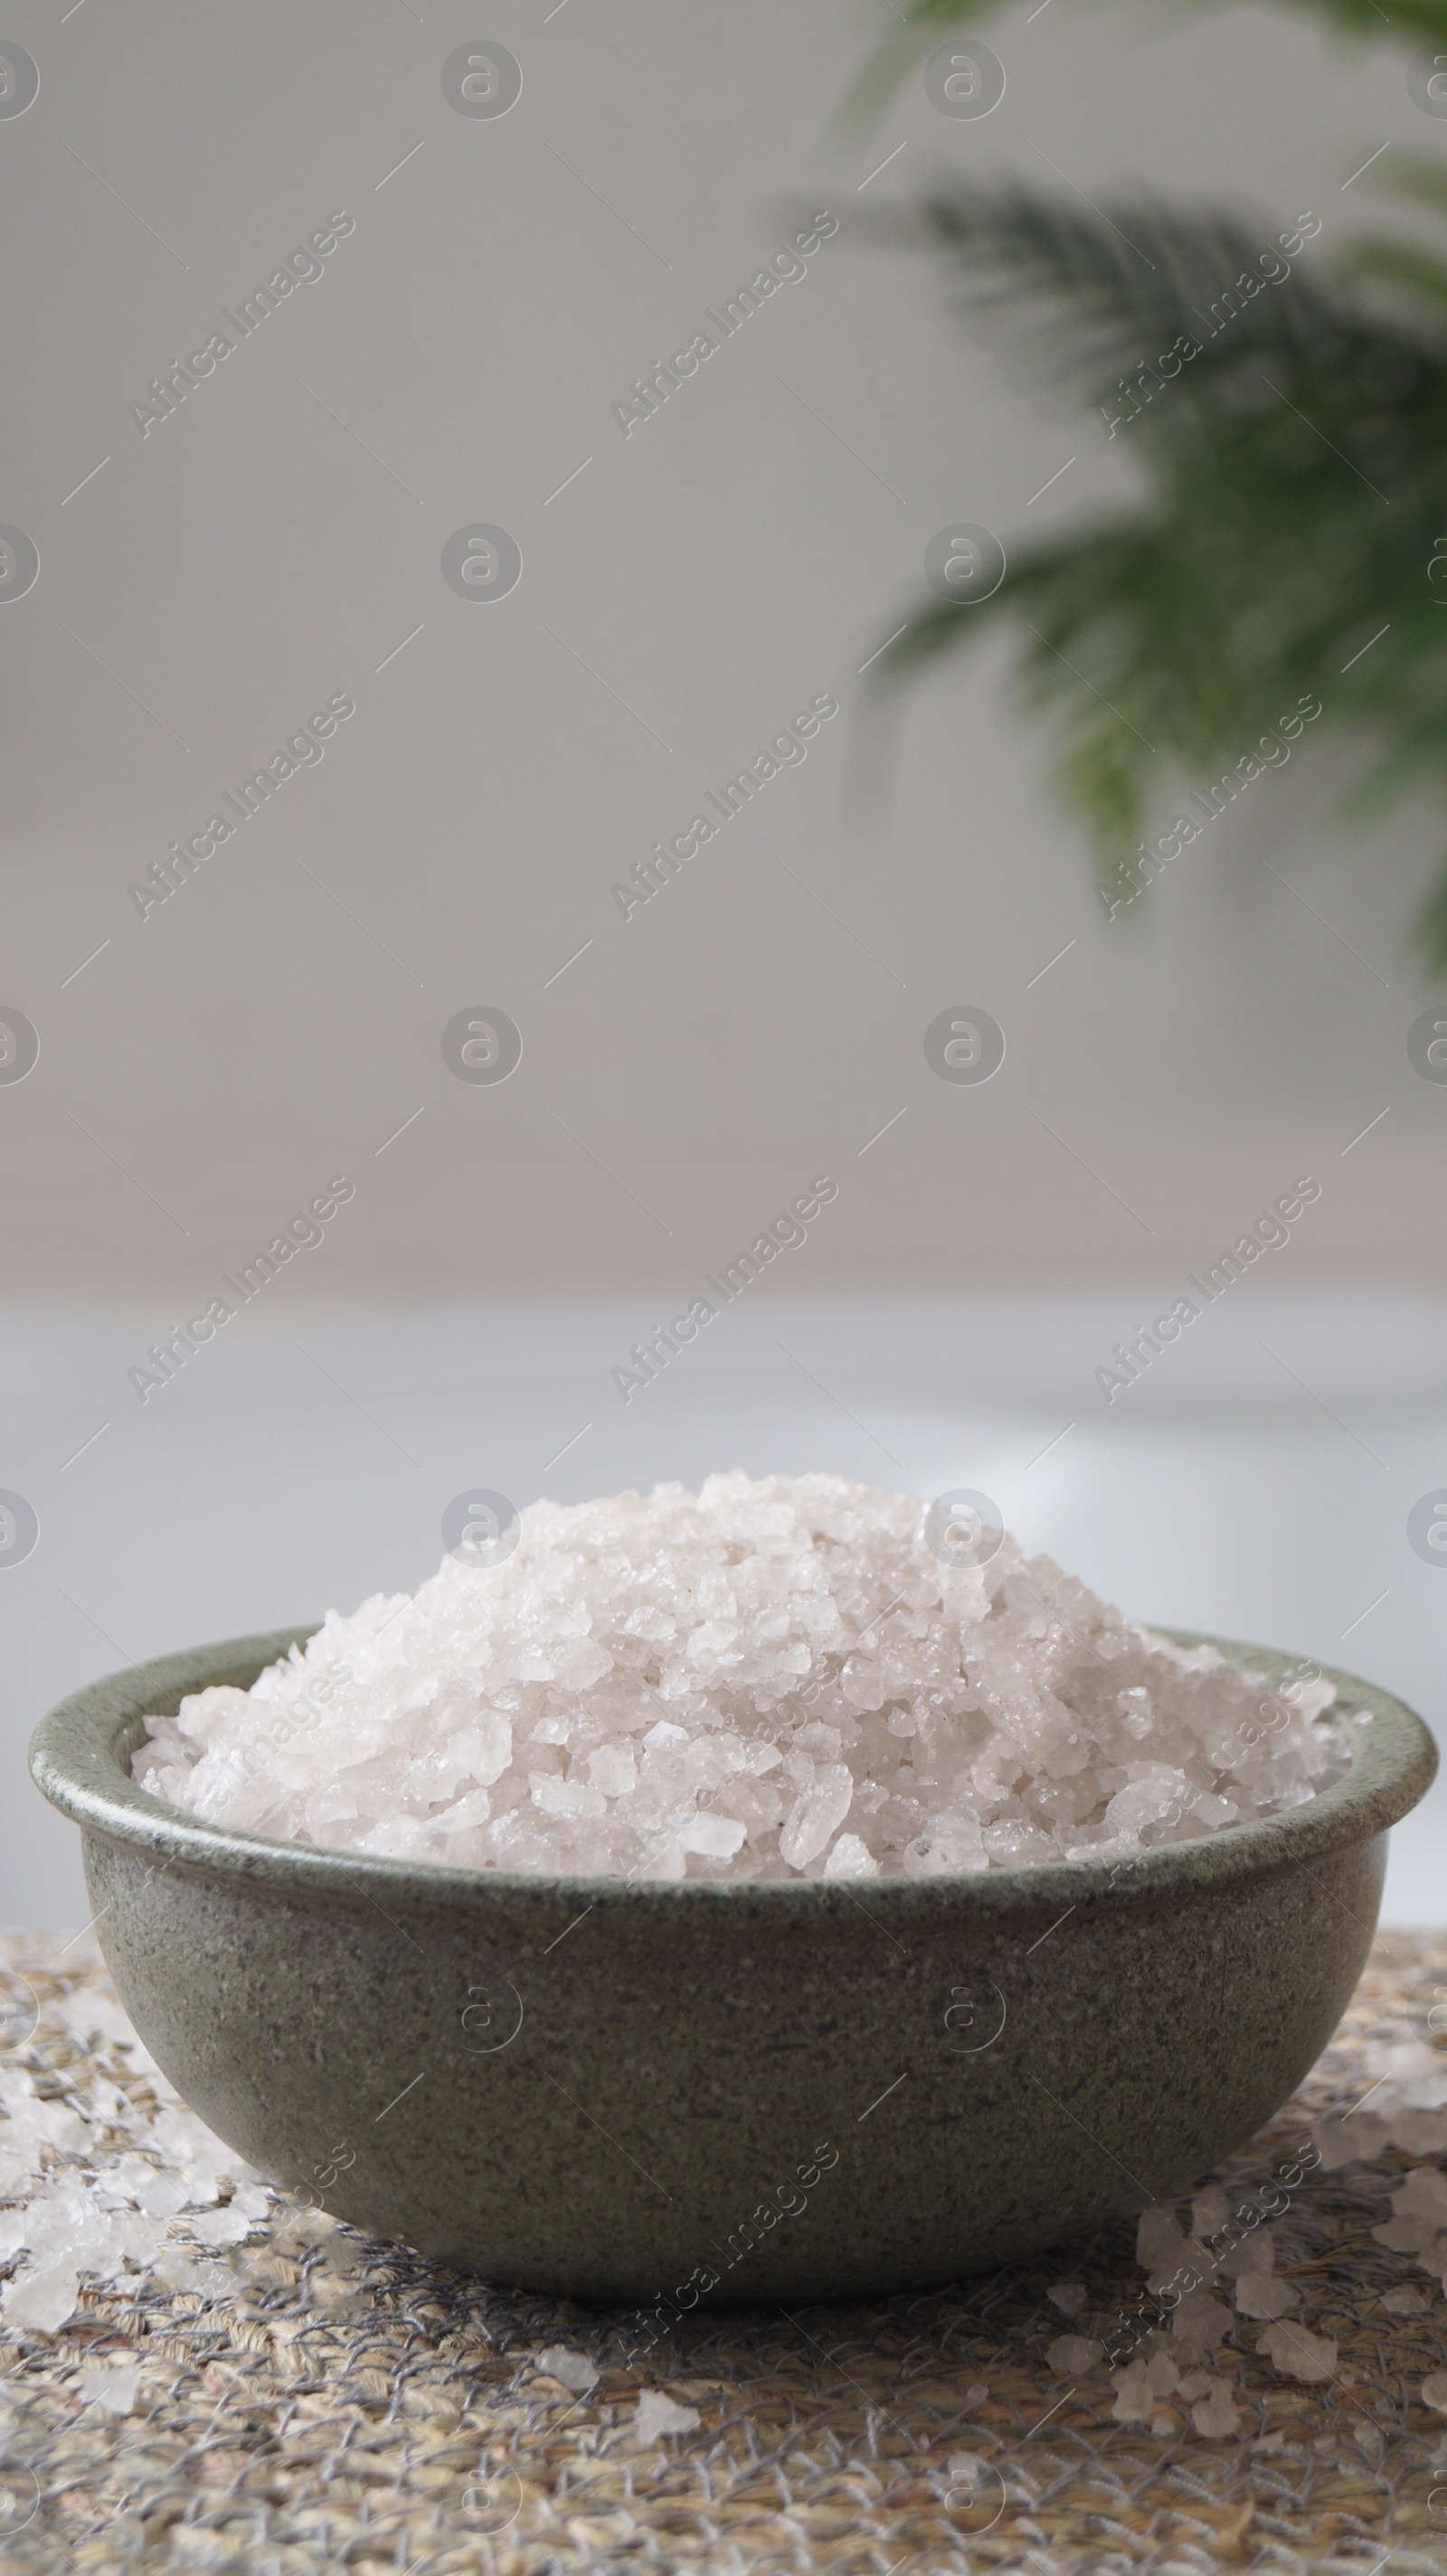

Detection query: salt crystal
xmin=98 ymin=2156 xmax=189 ymax=2220
xmin=1311 ymin=2114 xmax=1387 ymax=2169
xmin=1382 ymin=2286 xmax=1429 ymax=2315
xmin=823 ymin=1833 xmax=879 ymax=1881
xmin=1046 ymin=2284 xmax=1086 ymax=2317
xmin=51 ymin=1987 xmax=144 ymax=2054
xmin=1219 ymin=2230 xmax=1273 ymax=2279
xmin=1374 ymin=2213 xmax=1443 ymax=2255
xmin=1387 ymin=2045 xmax=1447 ymax=2110
xmin=184 ymin=2203 xmax=259 ymax=2248
xmin=1422 ymin=2371 xmax=1447 ymax=2414
xmin=1191 ymin=2378 xmax=1240 ymax=2438
xmin=1111 ymin=2360 xmax=1155 ymax=2423
xmin=1308 ymin=2036 xmax=1447 ymax=2165
xmin=5 ymin=2261 xmax=81 ymax=2333
xmin=1190 ymin=2184 xmax=1230 ymax=2240
xmin=536 ymin=2345 xmax=598 ymax=2394
xmin=149 ymin=2245 xmax=232 ymax=2296
xmin=1395 ymin=2167 xmax=1447 ymax=2223
xmin=0 ymin=2071 xmax=88 ymax=2160
xmin=1394 ymin=2109 xmax=1447 ymax=2156
xmin=1234 ymin=2269 xmax=1297 ymax=2320
xmin=1046 ymin=2334 xmax=1103 ymax=2374
xmin=780 ymin=1765 xmax=854 ymax=1869
xmin=635 ymin=2388 xmax=700 ymax=2440
xmin=677 ymin=1812 xmax=746 ymax=1861
xmin=1169 ymin=2291 xmax=1233 ymax=2360
xmin=133 ymin=1474 xmax=1345 ymax=1882
xmin=1258 ymin=2320 xmax=1338 ymax=2382
xmin=77 ymin=2361 xmax=142 ymax=2416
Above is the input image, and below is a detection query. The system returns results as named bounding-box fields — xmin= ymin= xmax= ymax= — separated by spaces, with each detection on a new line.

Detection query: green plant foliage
xmin=864 ymin=174 xmax=1447 ymax=960
xmin=839 ymin=0 xmax=1447 ymax=132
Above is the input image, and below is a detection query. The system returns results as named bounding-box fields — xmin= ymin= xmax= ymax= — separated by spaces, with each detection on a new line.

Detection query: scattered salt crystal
xmin=1310 ymin=2036 xmax=1447 ymax=2167
xmin=1169 ymin=2291 xmax=1233 ymax=2360
xmin=1233 ymin=2269 xmax=1296 ymax=2319
xmin=1046 ymin=2284 xmax=1086 ymax=2317
xmin=1258 ymin=2320 xmax=1338 ymax=2382
xmin=1312 ymin=2114 xmax=1387 ymax=2169
xmin=1394 ymin=2166 xmax=1447 ymax=2224
xmin=1222 ymin=2226 xmax=1279 ymax=2289
xmin=5 ymin=2262 xmax=81 ymax=2333
xmin=132 ymin=1475 xmax=1345 ymax=1881
xmin=184 ymin=2202 xmax=259 ymax=2248
xmin=96 ymin=2159 xmax=190 ymax=2221
xmin=1422 ymin=2371 xmax=1447 ymax=2414
xmin=77 ymin=2361 xmax=142 ymax=2416
xmin=1219 ymin=2230 xmax=1273 ymax=2279
xmin=1190 ymin=2184 xmax=1230 ymax=2240
xmin=1046 ymin=2334 xmax=1102 ymax=2374
xmin=1395 ymin=2109 xmax=1447 ymax=2156
xmin=1112 ymin=2351 xmax=1181 ymax=2423
xmin=1191 ymin=2378 xmax=1240 ymax=2438
xmin=1386 ymin=2044 xmax=1447 ymax=2111
xmin=1382 ymin=2286 xmax=1429 ymax=2315
xmin=50 ymin=1986 xmax=145 ymax=2054
xmin=634 ymin=2389 xmax=700 ymax=2440
xmin=1111 ymin=2361 xmax=1156 ymax=2422
xmin=0 ymin=2212 xmax=31 ymax=2267
xmin=946 ymin=2449 xmax=989 ymax=2484
xmin=535 ymin=2345 xmax=598 ymax=2395
xmin=1375 ymin=2213 xmax=1444 ymax=2254
xmin=0 ymin=2175 xmax=162 ymax=2319
xmin=149 ymin=2245 xmax=232 ymax=2296
xmin=0 ymin=2071 xmax=88 ymax=2160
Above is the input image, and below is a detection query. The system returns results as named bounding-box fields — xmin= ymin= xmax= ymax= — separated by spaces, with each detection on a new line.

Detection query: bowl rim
xmin=28 ymin=1624 xmax=1438 ymax=1920
xmin=28 ymin=1628 xmax=1421 ymax=1916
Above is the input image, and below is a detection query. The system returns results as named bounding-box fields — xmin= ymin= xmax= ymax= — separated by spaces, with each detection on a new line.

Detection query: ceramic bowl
xmin=29 ymin=1628 xmax=1436 ymax=2307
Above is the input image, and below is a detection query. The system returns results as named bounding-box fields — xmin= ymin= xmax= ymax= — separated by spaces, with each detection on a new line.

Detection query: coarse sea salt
xmin=132 ymin=1472 xmax=1344 ymax=1882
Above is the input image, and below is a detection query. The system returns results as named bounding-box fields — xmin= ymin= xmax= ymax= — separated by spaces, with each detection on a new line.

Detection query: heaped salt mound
xmin=132 ymin=1473 xmax=1344 ymax=1882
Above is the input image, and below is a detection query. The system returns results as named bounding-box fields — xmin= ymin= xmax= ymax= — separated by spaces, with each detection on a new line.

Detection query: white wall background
xmin=1 ymin=1 xmax=1443 ymax=1924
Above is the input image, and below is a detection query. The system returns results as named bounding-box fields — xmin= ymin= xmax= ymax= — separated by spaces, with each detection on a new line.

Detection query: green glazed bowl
xmin=29 ymin=1628 xmax=1436 ymax=2307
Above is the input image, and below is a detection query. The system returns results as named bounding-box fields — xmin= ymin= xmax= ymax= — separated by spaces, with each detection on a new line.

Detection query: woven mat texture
xmin=0 ymin=1928 xmax=1443 ymax=2575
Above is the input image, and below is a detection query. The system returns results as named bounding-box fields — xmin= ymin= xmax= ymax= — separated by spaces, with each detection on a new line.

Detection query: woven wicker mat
xmin=0 ymin=1929 xmax=1443 ymax=2575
